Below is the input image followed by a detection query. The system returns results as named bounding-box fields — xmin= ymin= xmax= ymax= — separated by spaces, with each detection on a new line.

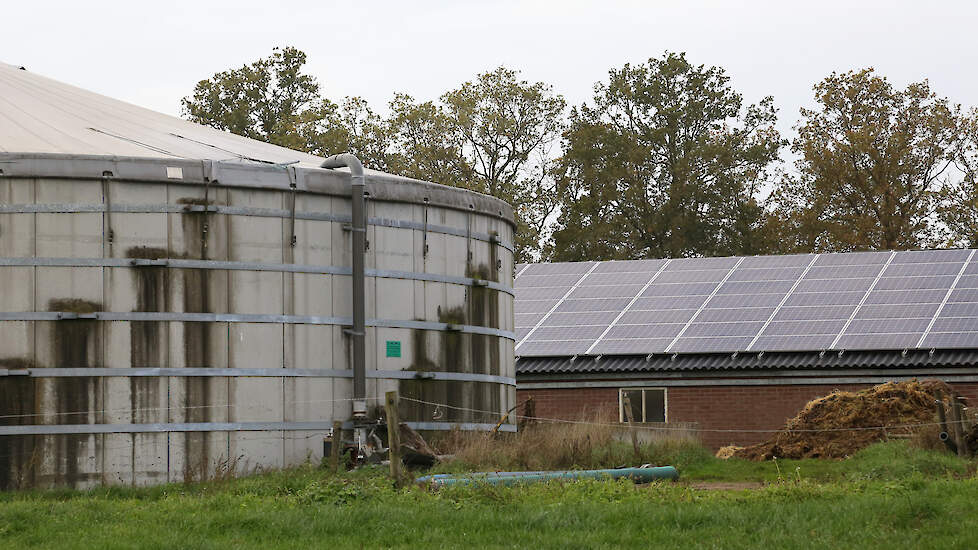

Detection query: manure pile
xmin=720 ymin=379 xmax=957 ymax=460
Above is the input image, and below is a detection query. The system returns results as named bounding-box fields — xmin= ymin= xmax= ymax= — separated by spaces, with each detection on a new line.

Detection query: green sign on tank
xmin=386 ymin=340 xmax=402 ymax=358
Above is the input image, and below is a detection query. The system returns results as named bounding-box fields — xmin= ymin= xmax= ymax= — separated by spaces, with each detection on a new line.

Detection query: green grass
xmin=2 ymin=442 xmax=977 ymax=549
xmin=685 ymin=441 xmax=975 ymax=482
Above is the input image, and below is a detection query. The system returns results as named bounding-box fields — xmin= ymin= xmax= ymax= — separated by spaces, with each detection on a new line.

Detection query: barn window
xmin=619 ymin=388 xmax=666 ymax=423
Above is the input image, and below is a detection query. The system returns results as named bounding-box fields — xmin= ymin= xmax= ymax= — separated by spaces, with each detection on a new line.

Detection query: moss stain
xmin=0 ymin=358 xmax=38 ymax=490
xmin=399 ymin=244 xmax=503 ymax=425
xmin=48 ymin=298 xmax=102 ymax=488
xmin=127 ymin=247 xmax=169 ymax=483
xmin=179 ymin=201 xmax=213 ymax=482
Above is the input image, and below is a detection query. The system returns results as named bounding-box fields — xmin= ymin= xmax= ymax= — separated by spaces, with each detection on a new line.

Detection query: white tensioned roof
xmin=515 ymin=250 xmax=978 ymax=357
xmin=0 ymin=62 xmax=328 ymax=167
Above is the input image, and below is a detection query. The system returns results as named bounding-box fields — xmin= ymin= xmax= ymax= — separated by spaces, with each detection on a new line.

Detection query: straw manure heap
xmin=720 ymin=379 xmax=957 ymax=460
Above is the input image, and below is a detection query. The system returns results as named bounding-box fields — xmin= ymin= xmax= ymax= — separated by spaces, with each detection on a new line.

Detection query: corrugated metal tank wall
xmin=0 ymin=156 xmax=516 ymax=489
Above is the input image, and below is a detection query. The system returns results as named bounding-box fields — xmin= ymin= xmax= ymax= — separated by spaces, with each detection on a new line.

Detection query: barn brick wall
xmin=518 ymin=381 xmax=978 ymax=450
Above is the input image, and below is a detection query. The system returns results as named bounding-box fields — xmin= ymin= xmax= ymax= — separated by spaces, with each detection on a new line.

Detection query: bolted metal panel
xmin=0 ymin=164 xmax=515 ymax=490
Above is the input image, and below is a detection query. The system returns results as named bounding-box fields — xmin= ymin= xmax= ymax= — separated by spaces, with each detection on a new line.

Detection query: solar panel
xmin=682 ymin=321 xmax=765 ymax=338
xmin=956 ymin=274 xmax=978 ymax=287
xmin=514 ymin=249 xmax=978 ymax=357
xmin=588 ymin=338 xmax=673 ymax=354
xmin=568 ymin=284 xmax=645 ymax=299
xmin=522 ymin=262 xmax=597 ymax=276
xmin=695 ymin=307 xmax=773 ymax=322
xmin=738 ymin=254 xmax=816 ymax=268
xmin=864 ymin=289 xmax=950 ymax=304
xmin=516 ymin=286 xmax=573 ymax=300
xmin=605 ymin=324 xmax=685 ymax=339
xmin=856 ymin=303 xmax=939 ymax=319
xmin=517 ymin=273 xmax=586 ymax=287
xmin=655 ymin=270 xmax=729 ymax=284
xmin=873 ymin=276 xmax=957 ymax=291
xmin=921 ymin=332 xmax=978 ymax=348
xmin=642 ymin=283 xmax=719 ymax=297
xmin=530 ymin=325 xmax=607 ymax=340
xmin=591 ymin=259 xmax=667 ymax=273
xmin=515 ymin=313 xmax=546 ymax=327
xmin=760 ymin=319 xmax=847 ymax=335
xmin=834 ymin=333 xmax=923 ymax=349
xmin=727 ymin=267 xmax=808 ymax=281
xmin=631 ymin=296 xmax=710 ymax=310
xmin=805 ymin=264 xmax=885 ymax=279
xmin=814 ymin=251 xmax=890 ymax=265
xmin=885 ymin=263 xmax=963 ymax=277
xmin=619 ymin=309 xmax=697 ymax=324
xmin=546 ymin=311 xmax=620 ymax=325
xmin=516 ymin=340 xmax=593 ymax=356
xmin=584 ymin=272 xmax=657 ymax=285
xmin=773 ymin=305 xmax=856 ymax=321
xmin=555 ymin=298 xmax=633 ymax=313
xmin=670 ymin=336 xmax=755 ymax=353
xmin=749 ymin=334 xmax=838 ymax=351
xmin=940 ymin=303 xmax=978 ymax=316
xmin=708 ymin=293 xmax=786 ymax=308
xmin=795 ymin=278 xmax=878 ymax=292
xmin=782 ymin=292 xmax=867 ymax=307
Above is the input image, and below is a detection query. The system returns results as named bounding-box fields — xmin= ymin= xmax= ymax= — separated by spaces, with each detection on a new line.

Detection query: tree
xmin=298 ymin=96 xmax=392 ymax=171
xmin=773 ymin=69 xmax=961 ymax=252
xmin=184 ymin=53 xmax=563 ymax=261
xmin=387 ymin=68 xmax=566 ymax=261
xmin=935 ymin=110 xmax=978 ymax=247
xmin=181 ymin=47 xmax=320 ymax=150
xmin=546 ymin=52 xmax=783 ymax=261
xmin=182 ymin=47 xmax=389 ymax=167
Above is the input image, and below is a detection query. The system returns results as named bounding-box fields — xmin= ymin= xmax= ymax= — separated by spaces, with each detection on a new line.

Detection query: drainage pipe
xmin=321 ymin=153 xmax=367 ymax=418
xmin=416 ymin=466 xmax=679 ymax=487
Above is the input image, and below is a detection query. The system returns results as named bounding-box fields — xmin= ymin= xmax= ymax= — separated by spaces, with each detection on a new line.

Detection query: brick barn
xmin=513 ymin=250 xmax=978 ymax=449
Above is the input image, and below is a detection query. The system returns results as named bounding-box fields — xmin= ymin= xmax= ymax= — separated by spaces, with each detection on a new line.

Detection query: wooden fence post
xmin=952 ymin=399 xmax=969 ymax=458
xmin=621 ymin=392 xmax=640 ymax=458
xmin=330 ymin=420 xmax=343 ymax=473
xmin=385 ymin=390 xmax=404 ymax=486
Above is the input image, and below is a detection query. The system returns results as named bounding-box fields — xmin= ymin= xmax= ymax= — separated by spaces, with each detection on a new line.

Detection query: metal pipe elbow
xmin=320 ymin=153 xmax=364 ymax=178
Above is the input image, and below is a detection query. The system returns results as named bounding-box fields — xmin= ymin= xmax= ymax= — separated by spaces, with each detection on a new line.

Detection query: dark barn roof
xmin=516 ymin=349 xmax=978 ymax=376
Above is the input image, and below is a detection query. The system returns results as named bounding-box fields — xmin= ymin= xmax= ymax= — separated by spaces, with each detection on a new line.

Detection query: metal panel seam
xmin=0 ymin=257 xmax=514 ymax=295
xmin=0 ymin=312 xmax=516 ymax=339
xmin=0 ymin=421 xmax=518 ymax=436
xmin=17 ymin=367 xmax=515 ymax=385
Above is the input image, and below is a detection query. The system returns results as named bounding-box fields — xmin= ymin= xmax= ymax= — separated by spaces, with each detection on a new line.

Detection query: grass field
xmin=2 ymin=441 xmax=978 ymax=549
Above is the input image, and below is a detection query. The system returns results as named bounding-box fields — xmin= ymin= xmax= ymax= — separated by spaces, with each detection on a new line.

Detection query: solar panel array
xmin=514 ymin=249 xmax=978 ymax=357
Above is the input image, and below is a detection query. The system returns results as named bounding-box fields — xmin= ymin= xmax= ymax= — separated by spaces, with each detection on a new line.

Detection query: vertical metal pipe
xmin=320 ymin=154 xmax=367 ymax=418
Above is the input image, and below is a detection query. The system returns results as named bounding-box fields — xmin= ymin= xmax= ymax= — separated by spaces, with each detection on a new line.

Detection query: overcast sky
xmin=5 ymin=0 xmax=977 ymax=145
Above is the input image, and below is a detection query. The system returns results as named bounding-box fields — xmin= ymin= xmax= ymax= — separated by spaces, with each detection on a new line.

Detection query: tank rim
xmin=0 ymin=152 xmax=516 ymax=225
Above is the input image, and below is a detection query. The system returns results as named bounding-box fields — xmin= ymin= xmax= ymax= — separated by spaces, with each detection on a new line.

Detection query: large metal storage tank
xmin=0 ymin=62 xmax=516 ymax=489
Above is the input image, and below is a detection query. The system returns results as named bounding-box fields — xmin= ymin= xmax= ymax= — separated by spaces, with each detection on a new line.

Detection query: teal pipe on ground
xmin=416 ymin=466 xmax=679 ymax=487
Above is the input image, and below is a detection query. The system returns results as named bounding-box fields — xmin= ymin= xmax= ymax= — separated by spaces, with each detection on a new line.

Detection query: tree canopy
xmin=770 ymin=69 xmax=962 ymax=252
xmin=546 ymin=53 xmax=783 ymax=261
xmin=183 ymin=48 xmax=976 ymax=262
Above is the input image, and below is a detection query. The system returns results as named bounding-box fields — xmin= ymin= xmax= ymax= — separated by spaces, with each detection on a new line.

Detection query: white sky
xmin=4 ymin=0 xmax=977 ymax=146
